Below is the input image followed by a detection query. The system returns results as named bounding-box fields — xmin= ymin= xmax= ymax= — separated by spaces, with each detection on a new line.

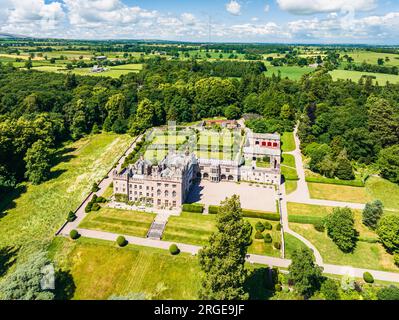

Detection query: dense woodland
xmin=0 ymin=55 xmax=399 ymax=193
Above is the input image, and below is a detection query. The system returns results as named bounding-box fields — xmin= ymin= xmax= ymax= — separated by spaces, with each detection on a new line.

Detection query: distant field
xmin=339 ymin=50 xmax=399 ymax=67
xmin=329 ymin=69 xmax=399 ymax=85
xmin=264 ymin=66 xmax=313 ymax=80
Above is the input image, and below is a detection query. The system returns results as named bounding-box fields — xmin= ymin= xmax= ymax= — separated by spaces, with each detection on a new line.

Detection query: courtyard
xmin=186 ymin=180 xmax=277 ymax=212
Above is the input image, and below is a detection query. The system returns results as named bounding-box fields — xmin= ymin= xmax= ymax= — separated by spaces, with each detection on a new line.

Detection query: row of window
xmin=255 ymin=141 xmax=279 ymax=148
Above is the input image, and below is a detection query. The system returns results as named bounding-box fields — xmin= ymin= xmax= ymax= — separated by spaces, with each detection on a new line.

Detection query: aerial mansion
xmin=112 ymin=129 xmax=281 ymax=210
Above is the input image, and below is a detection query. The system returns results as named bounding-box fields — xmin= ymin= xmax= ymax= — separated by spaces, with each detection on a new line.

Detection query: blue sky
xmin=0 ymin=0 xmax=398 ymax=44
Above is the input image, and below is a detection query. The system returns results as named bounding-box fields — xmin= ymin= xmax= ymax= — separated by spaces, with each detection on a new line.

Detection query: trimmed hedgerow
xmin=85 ymin=202 xmax=93 ymax=213
xmin=67 ymin=211 xmax=77 ymax=222
xmin=288 ymin=215 xmax=323 ymax=224
xmin=242 ymin=209 xmax=280 ymax=221
xmin=182 ymin=203 xmax=204 ymax=213
xmin=276 ymin=223 xmax=282 ymax=231
xmin=208 ymin=205 xmax=220 ymax=214
xmin=314 ymin=221 xmax=325 ymax=232
xmin=169 ymin=244 xmax=180 ymax=255
xmin=305 ymin=176 xmax=364 ymax=187
xmin=273 ymin=242 xmax=281 ymax=250
xmin=264 ymin=221 xmax=272 ymax=230
xmin=91 ymin=203 xmax=101 ymax=211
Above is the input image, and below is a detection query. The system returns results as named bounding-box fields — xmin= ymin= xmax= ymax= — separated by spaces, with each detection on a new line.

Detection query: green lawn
xmin=285 ymin=180 xmax=297 ymax=195
xmin=264 ymin=66 xmax=313 ymax=81
xmin=0 ymin=133 xmax=132 ymax=264
xmin=329 ymin=69 xmax=399 ymax=85
xmin=152 ymin=134 xmax=187 ymax=145
xmin=290 ymin=223 xmax=398 ymax=272
xmin=144 ymin=149 xmax=169 ymax=162
xmin=162 ymin=212 xmax=217 ymax=246
xmin=365 ymin=176 xmax=399 ymax=212
xmin=284 ymin=233 xmax=308 ymax=259
xmin=79 ymin=208 xmax=156 ymax=238
xmin=195 ymin=150 xmax=233 ymax=160
xmin=281 ymin=132 xmax=295 ymax=152
xmin=338 ymin=50 xmax=399 ymax=67
xmin=50 ymin=237 xmax=201 ymax=300
xmin=308 ymin=182 xmax=371 ymax=203
xmin=281 ymin=166 xmax=299 ymax=181
xmin=282 ymin=154 xmax=296 ymax=168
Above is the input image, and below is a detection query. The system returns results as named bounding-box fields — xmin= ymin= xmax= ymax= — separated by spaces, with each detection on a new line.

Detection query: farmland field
xmin=264 ymin=66 xmax=314 ymax=80
xmin=329 ymin=69 xmax=399 ymax=85
xmin=338 ymin=50 xmax=399 ymax=67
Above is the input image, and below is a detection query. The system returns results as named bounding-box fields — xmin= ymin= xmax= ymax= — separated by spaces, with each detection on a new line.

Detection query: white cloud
xmin=277 ymin=0 xmax=377 ymax=15
xmin=264 ymin=4 xmax=270 ymax=13
xmin=226 ymin=0 xmax=241 ymax=16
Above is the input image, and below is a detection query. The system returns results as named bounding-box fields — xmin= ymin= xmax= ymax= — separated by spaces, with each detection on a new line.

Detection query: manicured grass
xmin=246 ymin=218 xmax=281 ymax=257
xmin=338 ymin=51 xmax=399 ymax=67
xmin=282 ymin=154 xmax=296 ymax=168
xmin=162 ymin=212 xmax=217 ymax=246
xmin=264 ymin=66 xmax=314 ymax=81
xmin=365 ymin=176 xmax=399 ymax=212
xmin=290 ymin=223 xmax=398 ymax=272
xmin=308 ymin=182 xmax=371 ymax=203
xmin=195 ymin=150 xmax=233 ymax=160
xmin=152 ymin=135 xmax=187 ymax=145
xmin=256 ymin=160 xmax=271 ymax=168
xmin=284 ymin=233 xmax=308 ymax=259
xmin=281 ymin=132 xmax=295 ymax=152
xmin=102 ymin=185 xmax=114 ymax=199
xmin=305 ymin=170 xmax=365 ymax=187
xmin=329 ymin=69 xmax=399 ymax=85
xmin=281 ymin=166 xmax=299 ymax=181
xmin=144 ymin=149 xmax=169 ymax=161
xmin=50 ymin=237 xmax=201 ymax=300
xmin=0 ymin=133 xmax=132 ymax=262
xmin=79 ymin=208 xmax=156 ymax=238
xmin=285 ymin=180 xmax=297 ymax=195
xmin=29 ymin=65 xmax=141 ymax=78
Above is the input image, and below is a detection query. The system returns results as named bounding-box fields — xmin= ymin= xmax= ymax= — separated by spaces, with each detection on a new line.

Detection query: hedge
xmin=255 ymin=221 xmax=265 ymax=232
xmin=274 ymin=242 xmax=281 ymax=250
xmin=313 ymin=221 xmax=325 ymax=232
xmin=264 ymin=233 xmax=272 ymax=243
xmin=305 ymin=176 xmax=365 ymax=187
xmin=254 ymin=231 xmax=264 ymax=240
xmin=363 ymin=272 xmax=374 ymax=284
xmin=67 ymin=211 xmax=77 ymax=222
xmin=208 ymin=205 xmax=220 ymax=214
xmin=263 ymin=221 xmax=272 ymax=230
xmin=183 ymin=203 xmax=204 ymax=213
xmin=288 ymin=215 xmax=324 ymax=224
xmin=276 ymin=223 xmax=282 ymax=231
xmin=242 ymin=209 xmax=280 ymax=221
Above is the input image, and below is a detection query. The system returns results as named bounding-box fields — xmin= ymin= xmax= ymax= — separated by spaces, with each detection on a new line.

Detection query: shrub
xmin=264 ymin=233 xmax=272 ymax=243
xmin=169 ymin=244 xmax=180 ymax=255
xmin=321 ymin=279 xmax=340 ymax=300
xmin=92 ymin=194 xmax=98 ymax=202
xmin=182 ymin=203 xmax=204 ymax=213
xmin=394 ymin=253 xmax=399 ymax=267
xmin=264 ymin=221 xmax=272 ymax=230
xmin=70 ymin=229 xmax=79 ymax=240
xmin=377 ymin=285 xmax=399 ymax=300
xmin=96 ymin=196 xmax=107 ymax=203
xmin=254 ymin=231 xmax=264 ymax=239
xmin=116 ymin=236 xmax=127 ymax=247
xmin=363 ymin=272 xmax=374 ymax=284
xmin=274 ymin=242 xmax=281 ymax=250
xmin=276 ymin=223 xmax=282 ymax=231
xmin=208 ymin=205 xmax=220 ymax=214
xmin=255 ymin=221 xmax=265 ymax=232
xmin=91 ymin=182 xmax=100 ymax=192
xmin=274 ymin=284 xmax=282 ymax=292
xmin=91 ymin=203 xmax=101 ymax=211
xmin=242 ymin=209 xmax=280 ymax=221
xmin=314 ymin=221 xmax=325 ymax=232
xmin=84 ymin=202 xmax=92 ymax=213
xmin=67 ymin=211 xmax=77 ymax=222
xmin=362 ymin=200 xmax=384 ymax=230
xmin=377 ymin=215 xmax=399 ymax=253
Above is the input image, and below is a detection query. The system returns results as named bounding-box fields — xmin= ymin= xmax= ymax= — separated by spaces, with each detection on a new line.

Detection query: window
xmin=157 ymin=199 xmax=161 ymax=205
xmin=139 ymin=192 xmax=142 ymax=196
xmin=225 ymin=168 xmax=230 ymax=173
xmin=129 ymin=184 xmax=132 ymax=188
xmin=172 ymin=191 xmax=176 ymax=197
xmin=116 ymin=187 xmax=118 ymax=191
xmin=157 ymin=189 xmax=161 ymax=196
xmin=273 ymin=142 xmax=278 ymax=147
xmin=200 ymin=166 xmax=204 ymax=170
xmin=165 ymin=184 xmax=169 ymax=188
xmin=146 ymin=193 xmax=149 ymax=197
xmin=139 ymin=185 xmax=142 ymax=190
xmin=172 ymin=184 xmax=176 ymax=188
xmin=173 ymin=201 xmax=176 ymax=207
xmin=157 ymin=183 xmax=161 ymax=187
xmin=134 ymin=191 xmax=137 ymax=195
xmin=134 ymin=185 xmax=137 ymax=189
xmin=165 ymin=190 xmax=169 ymax=197
xmin=267 ymin=142 xmax=272 ymax=147
xmin=122 ymin=188 xmax=125 ymax=192
xmin=129 ymin=190 xmax=132 ymax=194
xmin=146 ymin=186 xmax=149 ymax=190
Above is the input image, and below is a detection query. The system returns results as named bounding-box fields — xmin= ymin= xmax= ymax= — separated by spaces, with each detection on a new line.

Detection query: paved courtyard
xmin=186 ymin=180 xmax=277 ymax=212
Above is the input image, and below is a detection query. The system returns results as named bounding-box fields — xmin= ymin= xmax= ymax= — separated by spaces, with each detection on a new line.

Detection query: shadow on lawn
xmin=244 ymin=267 xmax=276 ymax=300
xmin=55 ymin=269 xmax=76 ymax=300
xmin=0 ymin=246 xmax=18 ymax=277
xmin=51 ymin=147 xmax=77 ymax=167
xmin=0 ymin=185 xmax=27 ymax=220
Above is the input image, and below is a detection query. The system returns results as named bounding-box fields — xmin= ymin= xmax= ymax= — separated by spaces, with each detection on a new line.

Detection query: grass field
xmin=49 ymin=237 xmax=201 ymax=300
xmin=285 ymin=180 xmax=297 ymax=195
xmin=282 ymin=154 xmax=296 ymax=168
xmin=281 ymin=166 xmax=299 ymax=181
xmin=339 ymin=51 xmax=399 ymax=67
xmin=79 ymin=208 xmax=156 ymax=238
xmin=281 ymin=132 xmax=295 ymax=152
xmin=284 ymin=233 xmax=308 ymax=259
xmin=0 ymin=133 xmax=132 ymax=265
xmin=329 ymin=69 xmax=399 ymax=85
xmin=162 ymin=212 xmax=217 ymax=246
xmin=365 ymin=176 xmax=399 ymax=212
xmin=290 ymin=223 xmax=397 ymax=272
xmin=152 ymin=134 xmax=187 ymax=145
xmin=308 ymin=182 xmax=371 ymax=203
xmin=264 ymin=66 xmax=313 ymax=81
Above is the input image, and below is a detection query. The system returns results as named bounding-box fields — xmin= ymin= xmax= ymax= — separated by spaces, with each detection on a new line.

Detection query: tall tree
xmin=377 ymin=145 xmax=399 ymax=184
xmin=362 ymin=200 xmax=384 ymax=230
xmin=198 ymin=195 xmax=252 ymax=300
xmin=377 ymin=215 xmax=399 ymax=253
xmin=288 ymin=248 xmax=323 ymax=298
xmin=129 ymin=98 xmax=156 ymax=135
xmin=24 ymin=140 xmax=53 ymax=185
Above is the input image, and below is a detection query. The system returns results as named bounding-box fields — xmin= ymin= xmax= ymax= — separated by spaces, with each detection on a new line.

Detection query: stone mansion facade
xmin=112 ymin=132 xmax=281 ymax=210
